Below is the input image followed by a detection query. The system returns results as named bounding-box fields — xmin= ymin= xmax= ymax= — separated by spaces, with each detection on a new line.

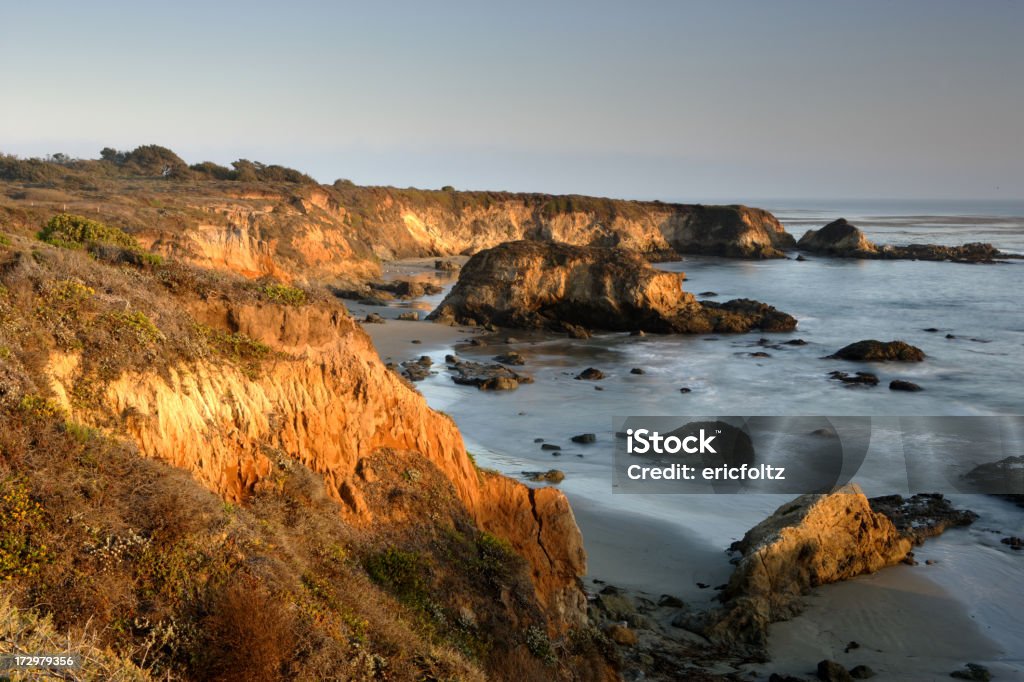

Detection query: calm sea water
xmin=372 ymin=200 xmax=1024 ymax=666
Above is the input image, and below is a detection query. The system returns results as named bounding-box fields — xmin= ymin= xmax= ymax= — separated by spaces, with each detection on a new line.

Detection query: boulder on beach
xmin=427 ymin=240 xmax=797 ymax=334
xmin=445 ymin=356 xmax=533 ymax=390
xmin=828 ymin=340 xmax=925 ymax=362
xmin=705 ymin=484 xmax=912 ymax=648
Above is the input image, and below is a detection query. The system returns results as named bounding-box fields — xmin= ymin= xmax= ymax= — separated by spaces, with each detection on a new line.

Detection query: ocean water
xmin=369 ymin=200 xmax=1024 ymax=670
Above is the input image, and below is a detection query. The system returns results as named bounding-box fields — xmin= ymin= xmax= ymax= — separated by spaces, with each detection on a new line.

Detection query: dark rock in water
xmin=748 ymin=351 xmax=771 ymax=358
xmin=559 ymin=321 xmax=592 ymax=339
xmin=374 ymin=279 xmax=443 ymax=299
xmin=362 ymin=312 xmax=386 ymax=324
xmin=410 ymin=339 xmax=422 ymax=344
xmin=493 ymin=351 xmax=525 ymax=366
xmin=963 ymin=456 xmax=1024 ymax=496
xmin=889 ymin=379 xmax=923 ymax=392
xmin=829 ymin=370 xmax=879 ymax=387
xmin=795 ymin=254 xmax=807 ymax=261
xmin=679 ymin=387 xmax=692 ymax=393
xmin=525 ymin=469 xmax=564 ymax=483
xmin=811 ymin=427 xmax=837 ymax=437
xmin=446 ymin=356 xmax=533 ymax=390
xmin=799 ymin=218 xmax=1003 ymax=263
xmin=594 ymin=386 xmax=603 ymax=391
xmin=698 ymin=291 xmax=718 ymax=297
xmin=571 ymin=433 xmax=596 ymax=444
xmin=1001 ymin=536 xmax=1023 ymax=550
xmin=467 ymin=337 xmax=487 ymax=346
xmin=533 ymin=437 xmax=544 ymax=443
xmin=399 ymin=355 xmax=434 ymax=382
xmin=844 ymin=641 xmax=860 ymax=652
xmin=950 ymin=663 xmax=992 ymax=681
xmin=435 ymin=259 xmax=460 ymax=271
xmin=427 ymin=240 xmax=797 ymax=334
xmin=798 ymin=218 xmax=878 ymax=257
xmin=923 ymin=327 xmax=940 ymax=332
xmin=657 ymin=594 xmax=684 ymax=608
xmin=629 ymin=329 xmax=646 ymax=337
xmin=868 ymin=493 xmax=978 ymax=545
xmin=828 ymin=340 xmax=925 ymax=362
xmin=848 ymin=665 xmax=874 ymax=679
xmin=946 ymin=333 xmax=957 ymax=339
xmin=665 ymin=420 xmax=755 ymax=468
xmin=768 ymin=674 xmax=806 ymax=682
xmin=816 ymin=659 xmax=853 ymax=682
xmin=576 ymin=367 xmax=605 ymax=380
xmin=696 ymin=582 xmax=710 ymax=589
xmin=783 ymin=338 xmax=808 ymax=346
xmin=540 ymin=443 xmax=561 ymax=451
xmin=629 ymin=367 xmax=645 ymax=374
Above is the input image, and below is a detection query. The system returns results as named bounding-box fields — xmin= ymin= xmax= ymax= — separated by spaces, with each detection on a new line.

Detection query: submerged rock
xmin=428 ymin=240 xmax=797 ymax=334
xmin=867 ymin=493 xmax=977 ymax=545
xmin=525 ymin=469 xmax=565 ymax=484
xmin=828 ymin=340 xmax=925 ymax=362
xmin=828 ymin=370 xmax=880 ymax=386
xmin=445 ymin=356 xmax=533 ymax=390
xmin=571 ymin=433 xmax=597 ymax=444
xmin=889 ymin=379 xmax=922 ymax=391
xmin=816 ymin=659 xmax=854 ymax=682
xmin=575 ymin=367 xmax=605 ymax=381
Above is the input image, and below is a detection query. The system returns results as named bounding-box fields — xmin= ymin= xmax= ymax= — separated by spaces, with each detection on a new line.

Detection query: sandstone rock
xmin=362 ymin=312 xmax=385 ymax=324
xmin=435 ymin=259 xmax=460 ymax=271
xmin=526 ymin=469 xmax=565 ymax=484
xmin=660 ymin=204 xmax=796 ymax=258
xmin=828 ymin=340 xmax=925 ymax=362
xmin=396 ymin=311 xmax=419 ymax=321
xmin=493 ymin=351 xmax=525 ymax=365
xmin=705 ymin=484 xmax=912 ymax=648
xmin=889 ymin=379 xmax=922 ymax=391
xmin=427 ymin=241 xmax=797 ymax=334
xmin=559 ymin=321 xmax=592 ymax=339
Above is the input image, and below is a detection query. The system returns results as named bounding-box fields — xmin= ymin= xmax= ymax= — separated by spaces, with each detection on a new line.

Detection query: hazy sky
xmin=3 ymin=1 xmax=1022 ymax=200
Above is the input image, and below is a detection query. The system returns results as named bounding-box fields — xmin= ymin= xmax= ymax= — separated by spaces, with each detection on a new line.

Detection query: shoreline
xmin=356 ymin=271 xmax=1022 ymax=678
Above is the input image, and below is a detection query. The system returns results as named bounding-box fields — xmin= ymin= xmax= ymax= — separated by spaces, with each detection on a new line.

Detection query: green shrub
xmin=364 ymin=548 xmax=429 ymax=608
xmin=0 ymin=477 xmax=53 ymax=580
xmin=262 ymin=283 xmax=307 ymax=306
xmin=39 ymin=213 xmax=138 ymax=250
xmin=0 ymin=233 xmax=11 ymax=247
xmin=110 ymin=310 xmax=163 ymax=345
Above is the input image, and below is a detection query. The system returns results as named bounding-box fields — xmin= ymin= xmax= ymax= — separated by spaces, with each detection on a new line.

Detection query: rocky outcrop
xmin=705 ymin=484 xmax=912 ymax=648
xmin=658 ymin=204 xmax=795 ymax=258
xmin=798 ymin=218 xmax=1005 ymax=263
xmin=828 ymin=340 xmax=925 ymax=362
xmin=428 ymin=240 xmax=797 ymax=334
xmin=797 ymin=218 xmax=878 ymax=257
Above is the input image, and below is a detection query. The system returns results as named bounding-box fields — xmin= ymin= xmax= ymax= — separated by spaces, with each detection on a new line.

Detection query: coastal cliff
xmin=0 ymin=228 xmax=607 ymax=679
xmin=1 ymin=148 xmax=796 ymax=287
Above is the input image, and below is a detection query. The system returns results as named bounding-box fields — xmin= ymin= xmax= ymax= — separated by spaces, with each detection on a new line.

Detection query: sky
xmin=2 ymin=0 xmax=1022 ymax=201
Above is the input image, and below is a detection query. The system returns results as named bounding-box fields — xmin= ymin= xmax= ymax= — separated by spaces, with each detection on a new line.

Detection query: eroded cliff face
xmin=44 ymin=295 xmax=587 ymax=633
xmin=428 ymin=240 xmax=798 ymax=334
